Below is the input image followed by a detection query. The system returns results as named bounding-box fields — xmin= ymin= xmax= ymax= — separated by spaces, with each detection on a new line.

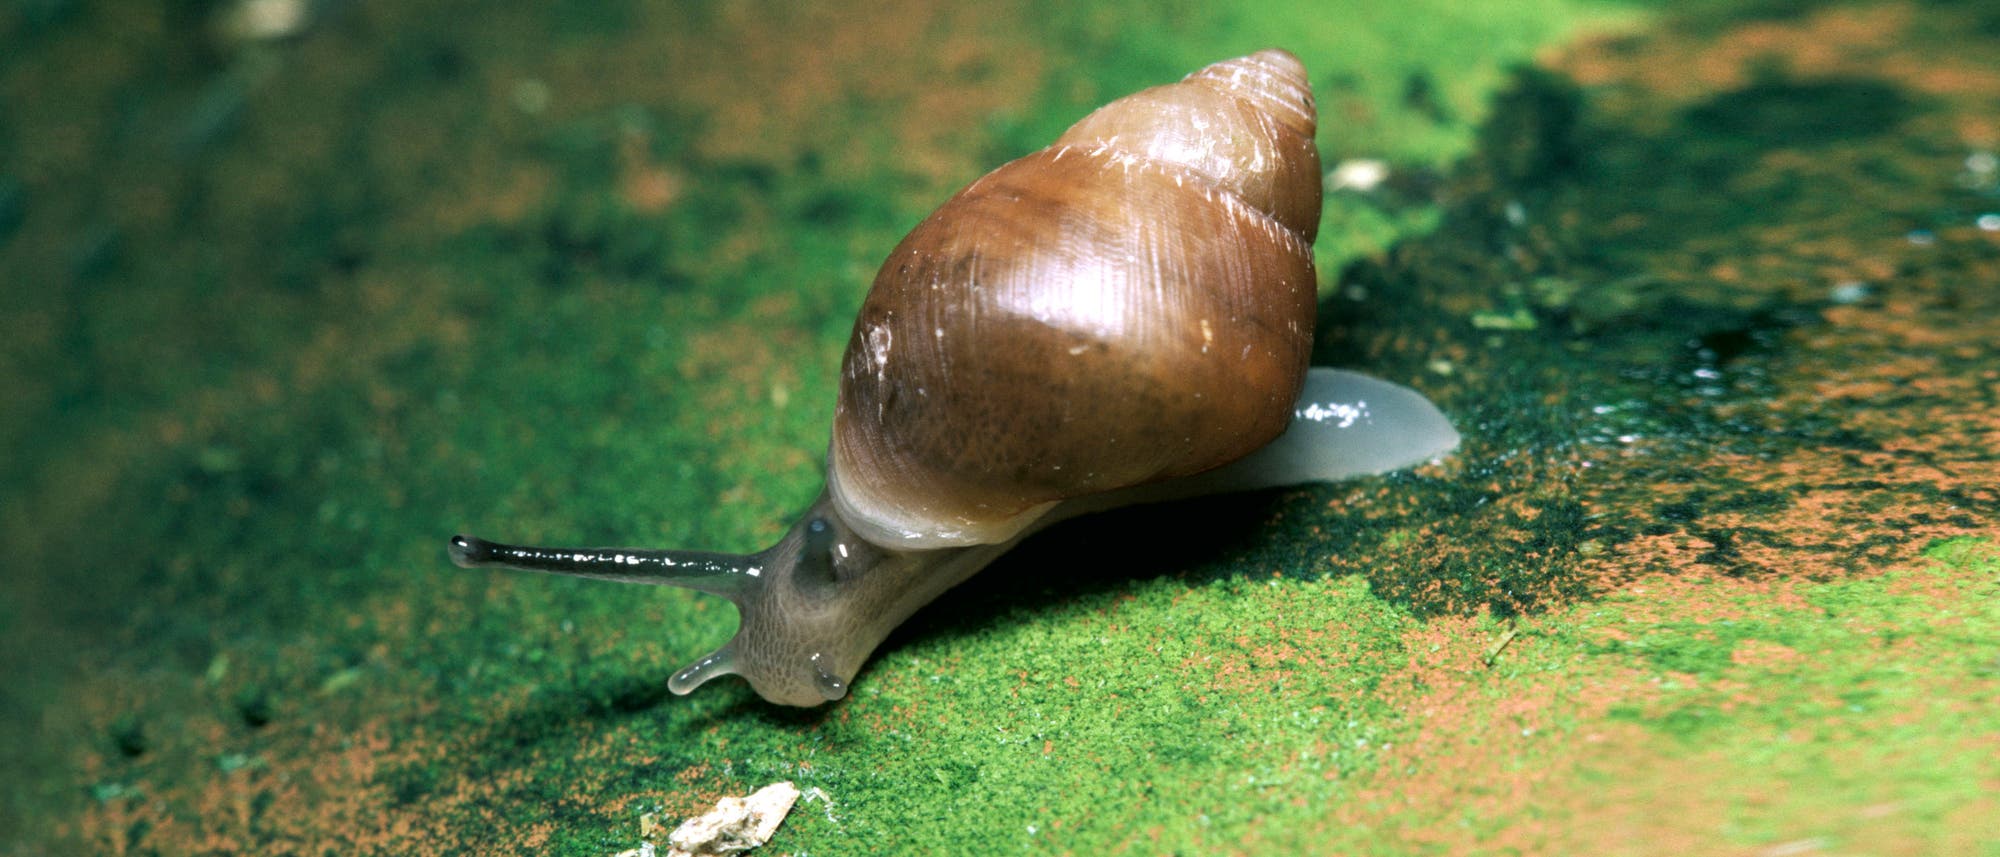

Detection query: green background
xmin=3 ymin=0 xmax=1996 ymax=853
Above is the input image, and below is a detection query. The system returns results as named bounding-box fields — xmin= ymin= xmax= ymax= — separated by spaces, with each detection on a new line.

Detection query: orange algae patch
xmin=1564 ymin=5 xmax=1912 ymax=96
xmin=1319 ymin=613 xmax=1605 ymax=854
xmin=1525 ymin=1 xmax=2000 ymax=598
xmin=1257 ymin=542 xmax=2000 ymax=856
xmin=64 ymin=680 xmax=759 ymax=856
xmin=530 ymin=0 xmax=1045 ymax=192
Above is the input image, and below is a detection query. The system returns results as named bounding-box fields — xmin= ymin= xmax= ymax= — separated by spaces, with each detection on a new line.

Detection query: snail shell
xmin=830 ymin=49 xmax=1323 ymax=549
xmin=449 ymin=50 xmax=1460 ymax=707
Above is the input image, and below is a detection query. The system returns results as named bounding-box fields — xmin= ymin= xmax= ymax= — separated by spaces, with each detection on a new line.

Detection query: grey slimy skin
xmin=449 ymin=368 xmax=1457 ymax=707
xmin=448 ymin=51 xmax=1461 ymax=707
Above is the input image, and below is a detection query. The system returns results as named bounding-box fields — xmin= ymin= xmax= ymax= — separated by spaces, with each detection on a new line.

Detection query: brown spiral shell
xmin=828 ymin=49 xmax=1323 ymax=547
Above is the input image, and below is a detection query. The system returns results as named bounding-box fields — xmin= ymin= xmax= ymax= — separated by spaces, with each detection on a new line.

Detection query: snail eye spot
xmin=798 ymin=518 xmax=840 ymax=587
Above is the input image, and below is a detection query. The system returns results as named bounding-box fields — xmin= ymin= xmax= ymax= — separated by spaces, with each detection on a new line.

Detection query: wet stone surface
xmin=1288 ymin=4 xmax=2000 ymax=618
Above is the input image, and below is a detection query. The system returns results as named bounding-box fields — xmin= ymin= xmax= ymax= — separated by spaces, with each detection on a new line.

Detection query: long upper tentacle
xmin=448 ymin=534 xmax=761 ymax=599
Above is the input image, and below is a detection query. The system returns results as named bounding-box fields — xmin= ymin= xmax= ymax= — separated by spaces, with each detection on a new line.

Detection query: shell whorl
xmin=1052 ymin=49 xmax=1321 ymax=240
xmin=830 ymin=49 xmax=1323 ymax=548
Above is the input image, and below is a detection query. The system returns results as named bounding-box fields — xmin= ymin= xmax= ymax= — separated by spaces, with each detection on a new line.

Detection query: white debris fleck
xmin=801 ymin=786 xmax=841 ymax=825
xmin=1829 ymin=280 xmax=1872 ymax=305
xmin=1326 ymin=158 xmax=1390 ymax=193
xmin=662 ymin=782 xmax=801 ymax=857
xmin=218 ymin=0 xmax=312 ymax=42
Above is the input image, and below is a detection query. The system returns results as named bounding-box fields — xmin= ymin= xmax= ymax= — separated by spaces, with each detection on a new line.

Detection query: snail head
xmin=449 ymin=491 xmax=1000 ymax=707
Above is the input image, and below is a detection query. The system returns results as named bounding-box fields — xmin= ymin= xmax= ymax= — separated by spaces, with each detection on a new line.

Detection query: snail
xmin=449 ymin=49 xmax=1460 ymax=707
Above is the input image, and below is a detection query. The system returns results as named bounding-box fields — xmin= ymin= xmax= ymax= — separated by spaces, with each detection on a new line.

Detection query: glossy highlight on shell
xmin=448 ymin=50 xmax=1461 ymax=707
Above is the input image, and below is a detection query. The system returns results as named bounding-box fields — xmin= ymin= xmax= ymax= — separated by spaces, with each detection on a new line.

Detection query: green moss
xmin=12 ymin=0 xmax=2000 ymax=853
xmin=1590 ymin=540 xmax=1999 ymax=748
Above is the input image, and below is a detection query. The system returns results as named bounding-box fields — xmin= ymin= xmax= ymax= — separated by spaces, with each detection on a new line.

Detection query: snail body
xmin=450 ymin=50 xmax=1459 ymax=707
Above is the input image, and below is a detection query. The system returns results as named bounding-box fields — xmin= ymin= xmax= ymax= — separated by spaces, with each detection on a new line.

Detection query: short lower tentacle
xmin=668 ymin=645 xmax=740 ymax=695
